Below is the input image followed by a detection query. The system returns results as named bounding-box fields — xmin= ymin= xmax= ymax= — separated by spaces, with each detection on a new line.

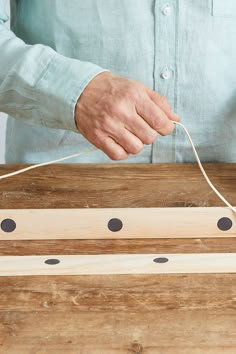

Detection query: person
xmin=0 ymin=0 xmax=235 ymax=164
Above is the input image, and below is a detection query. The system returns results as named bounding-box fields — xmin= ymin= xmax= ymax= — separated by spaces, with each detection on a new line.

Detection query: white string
xmin=0 ymin=121 xmax=235 ymax=213
xmin=174 ymin=122 xmax=236 ymax=213
xmin=0 ymin=147 xmax=97 ymax=180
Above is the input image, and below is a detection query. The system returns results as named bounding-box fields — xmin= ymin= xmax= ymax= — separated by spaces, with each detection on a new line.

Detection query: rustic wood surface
xmin=0 ymin=163 xmax=236 ymax=353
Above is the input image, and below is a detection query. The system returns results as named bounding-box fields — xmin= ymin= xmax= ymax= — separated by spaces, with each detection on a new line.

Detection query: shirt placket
xmin=152 ymin=0 xmax=179 ymax=163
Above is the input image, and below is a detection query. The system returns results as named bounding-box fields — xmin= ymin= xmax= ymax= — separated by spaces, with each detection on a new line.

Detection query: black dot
xmin=153 ymin=257 xmax=169 ymax=263
xmin=217 ymin=217 xmax=233 ymax=231
xmin=108 ymin=218 xmax=123 ymax=232
xmin=44 ymin=259 xmax=60 ymax=265
xmin=1 ymin=219 xmax=16 ymax=233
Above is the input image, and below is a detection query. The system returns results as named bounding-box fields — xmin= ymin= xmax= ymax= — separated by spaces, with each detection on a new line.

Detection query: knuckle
xmin=159 ymin=122 xmax=175 ymax=136
xmin=153 ymin=93 xmax=171 ymax=108
xmin=122 ymin=113 xmax=136 ymax=125
xmin=159 ymin=95 xmax=169 ymax=106
xmin=110 ymin=149 xmax=128 ymax=161
xmin=124 ymin=85 xmax=139 ymax=100
xmin=129 ymin=142 xmax=144 ymax=154
xmin=91 ymin=128 xmax=102 ymax=142
xmin=153 ymin=116 xmax=167 ymax=130
xmin=143 ymin=131 xmax=158 ymax=145
xmin=109 ymin=101 xmax=127 ymax=119
xmin=99 ymin=114 xmax=111 ymax=130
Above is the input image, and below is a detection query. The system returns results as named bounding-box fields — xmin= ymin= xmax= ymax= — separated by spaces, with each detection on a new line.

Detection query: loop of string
xmin=0 ymin=121 xmax=235 ymax=213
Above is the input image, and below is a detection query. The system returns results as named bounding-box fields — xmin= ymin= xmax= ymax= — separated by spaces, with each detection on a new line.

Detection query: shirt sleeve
xmin=0 ymin=0 xmax=108 ymax=132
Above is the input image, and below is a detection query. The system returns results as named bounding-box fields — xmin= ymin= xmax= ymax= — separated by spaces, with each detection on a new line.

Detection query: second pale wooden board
xmin=1 ymin=253 xmax=236 ymax=276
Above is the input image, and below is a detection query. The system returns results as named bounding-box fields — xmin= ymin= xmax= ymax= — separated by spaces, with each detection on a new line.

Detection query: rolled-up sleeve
xmin=0 ymin=0 xmax=108 ymax=132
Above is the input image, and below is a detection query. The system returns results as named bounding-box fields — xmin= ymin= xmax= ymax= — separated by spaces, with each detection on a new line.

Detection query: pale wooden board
xmin=0 ymin=207 xmax=235 ymax=240
xmin=1 ymin=253 xmax=236 ymax=275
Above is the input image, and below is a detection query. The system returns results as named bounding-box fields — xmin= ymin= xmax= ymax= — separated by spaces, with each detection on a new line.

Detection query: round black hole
xmin=153 ymin=257 xmax=169 ymax=264
xmin=44 ymin=259 xmax=60 ymax=265
xmin=1 ymin=219 xmax=16 ymax=233
xmin=217 ymin=217 xmax=233 ymax=231
xmin=108 ymin=218 xmax=123 ymax=232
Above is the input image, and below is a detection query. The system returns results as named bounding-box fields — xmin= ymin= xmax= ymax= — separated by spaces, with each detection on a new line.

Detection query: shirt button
xmin=160 ymin=69 xmax=172 ymax=80
xmin=162 ymin=4 xmax=172 ymax=16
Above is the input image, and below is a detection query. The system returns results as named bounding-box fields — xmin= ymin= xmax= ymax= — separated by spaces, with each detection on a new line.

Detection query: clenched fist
xmin=74 ymin=72 xmax=180 ymax=160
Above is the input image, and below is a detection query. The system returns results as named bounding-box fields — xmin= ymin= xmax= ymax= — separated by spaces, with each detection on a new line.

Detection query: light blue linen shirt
xmin=0 ymin=0 xmax=236 ymax=163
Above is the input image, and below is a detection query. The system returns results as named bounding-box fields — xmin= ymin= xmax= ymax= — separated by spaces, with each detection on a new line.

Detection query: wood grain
xmin=0 ymin=163 xmax=235 ymax=209
xmin=0 ymin=163 xmax=236 ymax=353
xmin=1 ymin=310 xmax=236 ymax=354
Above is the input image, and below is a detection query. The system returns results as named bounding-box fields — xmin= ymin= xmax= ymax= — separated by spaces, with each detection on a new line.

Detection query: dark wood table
xmin=0 ymin=163 xmax=236 ymax=354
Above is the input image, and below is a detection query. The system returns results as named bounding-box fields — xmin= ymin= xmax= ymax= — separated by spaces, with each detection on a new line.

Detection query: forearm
xmin=0 ymin=0 xmax=107 ymax=131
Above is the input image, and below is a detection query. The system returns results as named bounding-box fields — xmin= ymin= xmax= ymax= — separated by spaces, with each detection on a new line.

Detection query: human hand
xmin=74 ymin=72 xmax=180 ymax=160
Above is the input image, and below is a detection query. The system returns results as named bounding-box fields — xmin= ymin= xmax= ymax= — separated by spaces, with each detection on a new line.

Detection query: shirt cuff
xmin=35 ymin=52 xmax=109 ymax=132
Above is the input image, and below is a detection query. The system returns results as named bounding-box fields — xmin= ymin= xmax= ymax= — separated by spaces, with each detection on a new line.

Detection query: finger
xmin=88 ymin=132 xmax=129 ymax=161
xmin=100 ymin=137 xmax=130 ymax=160
xmin=136 ymin=96 xmax=175 ymax=136
xmin=147 ymin=89 xmax=181 ymax=122
xmin=124 ymin=113 xmax=158 ymax=145
xmin=110 ymin=127 xmax=144 ymax=155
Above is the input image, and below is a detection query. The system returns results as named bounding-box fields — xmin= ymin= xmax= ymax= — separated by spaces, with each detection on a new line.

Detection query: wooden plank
xmin=1 ymin=273 xmax=236 ymax=352
xmin=0 ymin=163 xmax=236 ymax=210
xmin=1 ymin=310 xmax=236 ymax=354
xmin=1 ymin=253 xmax=236 ymax=276
xmin=0 ymin=273 xmax=235 ymax=312
xmin=2 ymin=237 xmax=236 ymax=256
xmin=0 ymin=207 xmax=235 ymax=240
